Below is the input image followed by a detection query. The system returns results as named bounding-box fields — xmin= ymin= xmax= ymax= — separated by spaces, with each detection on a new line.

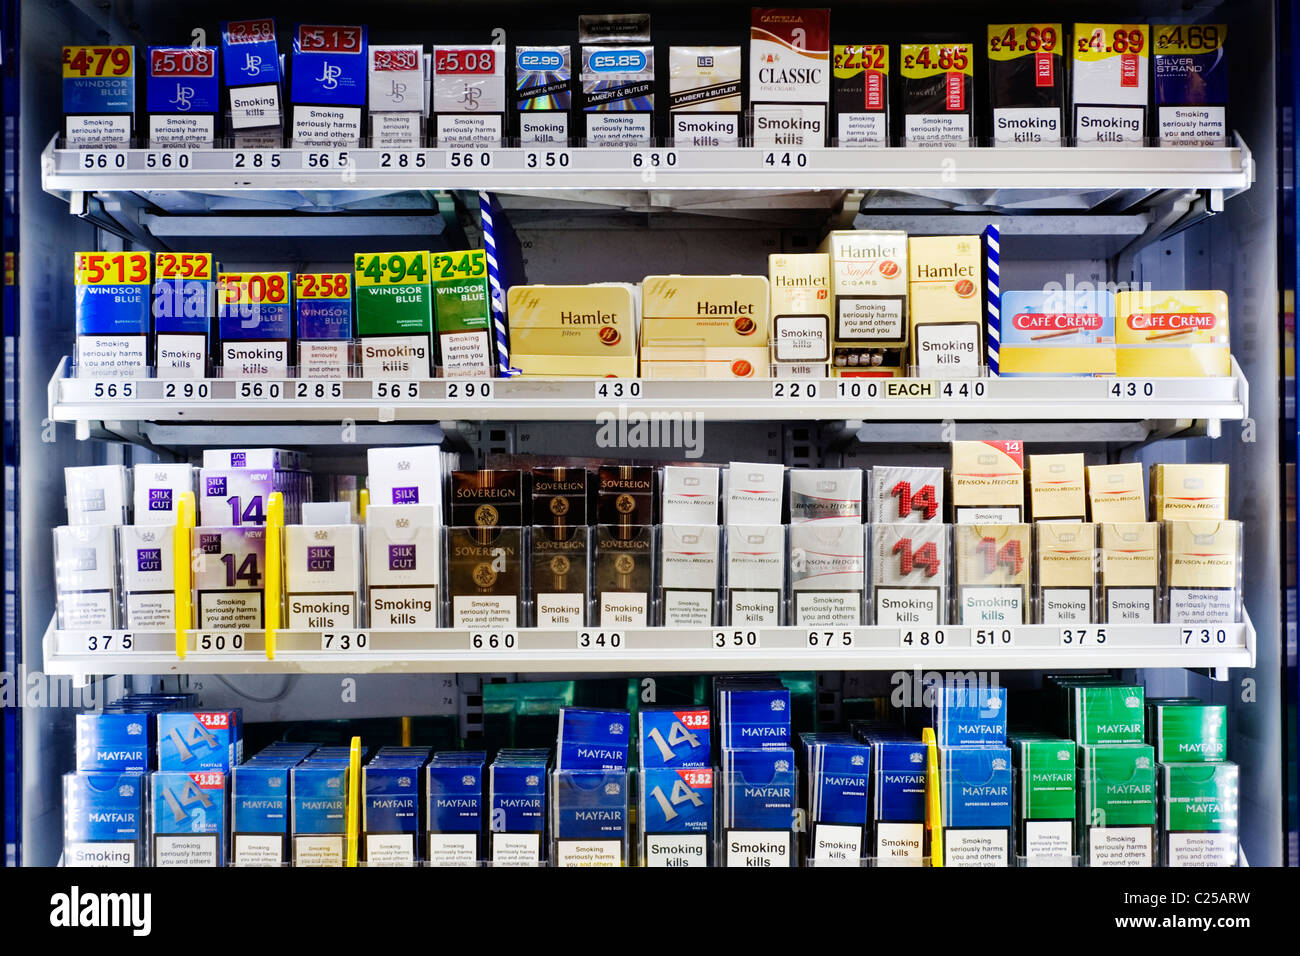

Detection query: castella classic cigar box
xmin=1114 ymin=290 xmax=1230 ymax=377
xmin=750 ymin=8 xmax=831 ymax=147
xmin=640 ymin=274 xmax=771 ymax=379
xmin=506 ymin=284 xmax=639 ymax=377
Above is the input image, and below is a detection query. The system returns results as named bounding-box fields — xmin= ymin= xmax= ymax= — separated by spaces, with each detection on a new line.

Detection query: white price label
xmin=899 ymin=628 xmax=947 ymax=648
xmin=524 ymin=150 xmax=571 ymax=169
xmin=973 ymin=627 xmax=1014 ymax=647
xmin=82 ymin=633 xmax=134 ymax=654
xmin=772 ymin=380 xmax=821 ymax=400
xmin=295 ymin=380 xmax=344 ymax=400
xmin=193 ymin=632 xmax=247 ymax=653
xmin=161 ymin=381 xmax=211 ymax=399
xmin=577 ymin=630 xmax=623 ymax=650
xmin=372 ymin=380 xmax=420 ymax=400
xmin=1109 ymin=380 xmax=1157 ymax=399
xmin=80 ymin=151 xmax=127 ymax=169
xmin=713 ymin=629 xmax=760 ymax=649
xmin=232 ymin=150 xmax=283 ymax=170
xmin=445 ymin=150 xmax=494 ymax=169
xmin=1181 ymin=627 xmax=1230 ymax=645
xmin=237 ymin=380 xmax=283 ymax=399
xmin=89 ymin=381 xmax=136 ymax=399
xmin=302 ymin=150 xmax=351 ymax=169
xmin=593 ymin=379 xmax=642 ymax=400
xmin=939 ymin=380 xmax=987 ymax=400
xmin=377 ymin=150 xmax=428 ymax=169
xmin=1060 ymin=627 xmax=1108 ymax=646
xmin=806 ymin=629 xmax=855 ymax=649
xmin=761 ymin=150 xmax=809 ymax=169
xmin=143 ymin=151 xmax=193 ymax=170
xmin=632 ymin=150 xmax=677 ymax=169
xmin=469 ymin=631 xmax=517 ymax=650
xmin=446 ymin=380 xmax=495 ymax=400
xmin=320 ymin=632 xmax=369 ymax=652
xmin=835 ymin=379 xmax=882 ymax=399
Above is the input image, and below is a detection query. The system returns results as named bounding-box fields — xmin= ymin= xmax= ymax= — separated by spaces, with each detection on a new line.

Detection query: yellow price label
xmin=1073 ymin=24 xmax=1149 ymax=62
xmin=296 ymin=273 xmax=352 ymax=299
xmin=988 ymin=24 xmax=1063 ymax=61
xmin=1153 ymin=23 xmax=1225 ymax=55
xmin=354 ymin=251 xmax=431 ymax=287
xmin=219 ymin=272 xmax=290 ymax=305
xmin=832 ymin=44 xmax=888 ymax=79
xmin=431 ymin=249 xmax=487 ymax=281
xmin=155 ymin=252 xmax=213 ymax=281
xmin=62 ymin=45 xmax=134 ymax=78
xmin=900 ymin=44 xmax=973 ymax=79
xmin=75 ymin=251 xmax=150 ymax=286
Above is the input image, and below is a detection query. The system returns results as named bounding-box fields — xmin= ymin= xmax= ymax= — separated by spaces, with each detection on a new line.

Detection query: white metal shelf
xmin=48 ymin=357 xmax=1248 ymax=433
xmin=42 ymin=616 xmax=1254 ymax=679
xmin=41 ymin=136 xmax=1254 ymax=204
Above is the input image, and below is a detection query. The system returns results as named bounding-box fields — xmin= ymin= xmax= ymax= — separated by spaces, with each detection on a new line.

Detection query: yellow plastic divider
xmin=401 ymin=717 xmax=412 ymax=747
xmin=358 ymin=488 xmax=369 ymax=522
xmin=346 ymin=735 xmax=362 ymax=867
xmin=172 ymin=491 xmax=196 ymax=660
xmin=923 ymin=727 xmax=943 ymax=867
xmin=264 ymin=492 xmax=284 ymax=661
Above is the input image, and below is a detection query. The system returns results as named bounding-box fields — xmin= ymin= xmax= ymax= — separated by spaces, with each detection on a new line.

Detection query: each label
xmin=65 ymin=842 xmax=136 ymax=867
xmin=960 ymin=587 xmax=1024 ymax=625
xmin=993 ymin=107 xmax=1061 ymax=146
xmin=837 ymin=112 xmax=887 ymax=147
xmin=291 ymin=106 xmax=362 ymax=147
xmin=364 ymin=833 xmax=415 ymax=867
xmin=838 ymin=298 xmax=906 ymax=339
xmin=875 ymin=588 xmax=941 ymax=626
xmin=535 ymin=592 xmax=585 ymax=628
xmin=427 ymin=833 xmax=478 ymax=867
xmin=914 ymin=323 xmax=981 ymax=374
xmin=196 ymin=591 xmax=263 ymax=630
xmin=293 ymin=835 xmax=345 ymax=867
xmin=555 ymin=839 xmax=622 ymax=867
xmin=155 ymin=333 xmax=206 ymax=378
xmin=232 ymin=833 xmax=283 ymax=867
xmin=724 ymin=830 xmax=791 ymax=867
xmin=600 ymin=592 xmax=648 ymax=627
xmin=645 ymin=834 xmax=709 ymax=867
xmin=1040 ymin=588 xmax=1092 ymax=624
xmin=904 ymin=113 xmax=971 ymax=146
xmin=1088 ymin=826 xmax=1154 ymax=867
xmin=875 ymin=822 xmax=924 ymax=866
xmin=1106 ymin=587 xmax=1156 ymax=624
xmin=1166 ymin=832 xmax=1237 ymax=867
xmin=1169 ymin=589 xmax=1235 ymax=624
xmin=360 ymin=335 xmax=431 ymax=379
xmin=794 ymin=591 xmax=861 ymax=626
xmin=663 ymin=591 xmax=713 ymax=627
xmin=943 ymin=828 xmax=1009 ymax=867
xmin=1075 ymin=105 xmax=1145 ymax=145
xmin=586 ymin=112 xmax=652 ymax=146
xmin=811 ymin=823 xmax=863 ymax=866
xmin=1157 ymin=106 xmax=1227 ymax=147
xmin=519 ymin=113 xmax=569 ymax=144
xmin=436 ymin=113 xmax=503 ymax=147
xmin=77 ymin=335 xmax=148 ymax=378
xmin=154 ymin=834 xmax=218 ymax=867
xmin=368 ymin=587 xmax=438 ymax=627
xmin=125 ymin=592 xmax=174 ymax=631
xmin=491 ymin=832 xmax=541 ymax=867
xmin=452 ymin=595 xmax=518 ymax=629
xmin=729 ymin=591 xmax=780 ymax=626
xmin=672 ymin=113 xmax=740 ymax=147
xmin=1023 ymin=820 xmax=1074 ymax=865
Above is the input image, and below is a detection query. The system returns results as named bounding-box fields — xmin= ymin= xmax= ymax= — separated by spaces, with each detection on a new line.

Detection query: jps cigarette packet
xmin=640 ymin=768 xmax=713 ymax=866
xmin=146 ymin=46 xmax=220 ymax=148
xmin=120 ymin=525 xmax=175 ymax=630
xmin=869 ymin=465 xmax=943 ymax=523
xmin=669 ymin=46 xmax=742 ymax=146
xmin=1011 ymin=734 xmax=1076 ymax=865
xmin=75 ymin=251 xmax=151 ymax=378
xmin=955 ymin=523 xmax=1031 ymax=624
xmin=908 ymin=235 xmax=982 ymax=374
xmin=448 ymin=526 xmax=523 ymax=629
xmin=516 ymin=46 xmax=573 ymax=144
xmin=639 ymin=274 xmax=771 ymax=380
xmin=77 ymin=713 xmax=153 ymax=774
xmin=724 ymin=461 xmax=785 ymax=524
xmin=62 ymin=45 xmax=135 ymax=147
xmin=63 ymin=772 xmax=144 ymax=866
xmin=290 ymin=23 xmax=368 ymax=148
xmin=432 ymin=45 xmax=506 ymax=147
xmin=999 ymin=288 xmax=1116 ymax=376
xmin=789 ymin=468 xmax=862 ymax=523
xmin=1079 ymin=742 xmax=1156 ymax=866
xmin=557 ymin=707 xmax=630 ymax=771
xmin=833 ymin=44 xmax=889 ymax=147
xmin=192 ymin=527 xmax=267 ymax=629
xmin=285 ymin=524 xmax=362 ymax=628
xmin=872 ymin=522 xmax=947 ymax=626
xmin=295 ymin=272 xmax=353 ymax=379
xmin=1160 ymin=761 xmax=1238 ymax=866
xmin=54 ymin=524 xmax=119 ymax=630
xmin=899 ymin=43 xmax=974 ymax=147
xmin=988 ymin=24 xmax=1065 ymax=146
xmin=65 ymin=464 xmax=130 ymax=526
xmin=750 ymin=8 xmax=831 ymax=148
xmin=721 ymin=747 xmax=797 ymax=867
xmin=367 ymin=505 xmax=440 ymax=627
xmin=790 ymin=523 xmax=864 ymax=626
xmin=940 ymin=745 xmax=1012 ymax=867
xmin=726 ymin=523 xmax=786 ymax=625
xmin=426 ymin=752 xmax=486 ymax=866
xmin=217 ymin=272 xmax=292 ymax=377
xmin=1087 ymin=463 xmax=1146 ymax=522
xmin=768 ymin=253 xmax=832 ymax=376
xmin=151 ymin=770 xmax=226 ymax=866
xmin=1115 ymin=290 xmax=1230 ymax=377
xmin=369 ymin=44 xmax=426 ymax=147
xmin=934 ymin=685 xmax=1008 ymax=747
xmin=660 ymin=525 xmax=719 ymax=627
xmin=157 ymin=710 xmax=243 ymax=772
xmin=551 ymin=769 xmax=629 ymax=866
xmin=1165 ymin=519 xmax=1240 ymax=623
xmin=220 ymin=19 xmax=283 ymax=140
xmin=1072 ymin=24 xmax=1150 ymax=145
xmin=1036 ymin=522 xmax=1097 ymax=624
xmin=1154 ymin=25 xmax=1228 ymax=147
xmin=951 ymin=440 xmax=1024 ymax=523
xmin=153 ymin=251 xmax=215 ymax=379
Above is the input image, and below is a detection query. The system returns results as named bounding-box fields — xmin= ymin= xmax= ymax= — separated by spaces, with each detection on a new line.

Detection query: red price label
xmin=674 ymin=709 xmax=710 ymax=729
xmin=220 ymin=273 xmax=289 ymax=305
xmin=191 ymin=772 xmax=224 ymax=788
xmin=196 ymin=712 xmax=229 ymax=729
xmin=373 ymin=48 xmax=419 ymax=72
xmin=75 ymin=252 xmax=149 ymax=285
xmin=226 ymin=19 xmax=275 ymax=44
xmin=298 ymin=25 xmax=363 ymax=53
xmin=435 ymin=48 xmax=497 ymax=74
xmin=679 ymin=769 xmax=713 ymax=789
xmin=150 ymin=48 xmax=215 ymax=77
